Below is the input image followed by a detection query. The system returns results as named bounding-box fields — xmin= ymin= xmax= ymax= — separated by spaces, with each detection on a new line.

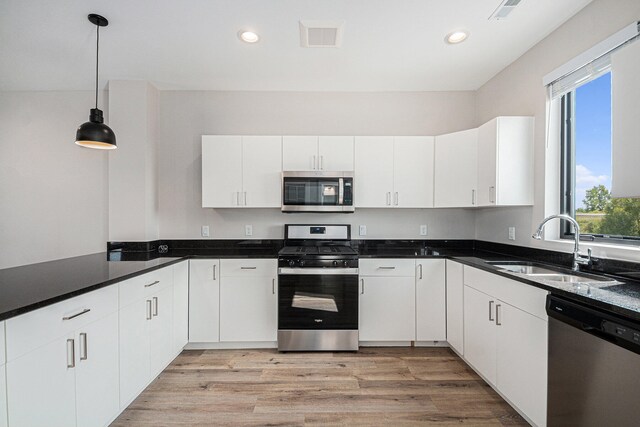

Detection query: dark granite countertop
xmin=1 ymin=239 xmax=639 ymax=323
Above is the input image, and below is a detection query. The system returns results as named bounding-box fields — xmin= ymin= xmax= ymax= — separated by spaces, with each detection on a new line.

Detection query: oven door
xmin=278 ymin=268 xmax=358 ymax=330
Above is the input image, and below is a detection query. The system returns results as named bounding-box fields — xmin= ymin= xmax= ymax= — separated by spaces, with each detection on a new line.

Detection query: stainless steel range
xmin=277 ymin=224 xmax=359 ymax=351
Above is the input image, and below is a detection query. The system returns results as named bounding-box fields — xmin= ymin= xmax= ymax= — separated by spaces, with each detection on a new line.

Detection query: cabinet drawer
xmin=220 ymin=259 xmax=277 ymax=277
xmin=119 ymin=266 xmax=174 ymax=308
xmin=463 ymin=266 xmax=548 ymax=320
xmin=359 ymin=259 xmax=416 ymax=277
xmin=5 ymin=285 xmax=118 ymax=362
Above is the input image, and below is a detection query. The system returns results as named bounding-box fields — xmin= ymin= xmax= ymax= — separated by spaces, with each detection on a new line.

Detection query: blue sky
xmin=574 ymin=72 xmax=611 ymax=209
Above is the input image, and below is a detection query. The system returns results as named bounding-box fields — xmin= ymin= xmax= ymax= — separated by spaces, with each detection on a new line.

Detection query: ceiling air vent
xmin=299 ymin=20 xmax=345 ymax=48
xmin=489 ymin=0 xmax=523 ymax=20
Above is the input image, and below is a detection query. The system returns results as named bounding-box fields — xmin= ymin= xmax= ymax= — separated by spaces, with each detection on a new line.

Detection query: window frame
xmin=559 ymin=84 xmax=640 ymax=247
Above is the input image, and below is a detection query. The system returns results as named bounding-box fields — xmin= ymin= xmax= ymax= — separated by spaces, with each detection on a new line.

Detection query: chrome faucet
xmin=532 ymin=214 xmax=592 ymax=271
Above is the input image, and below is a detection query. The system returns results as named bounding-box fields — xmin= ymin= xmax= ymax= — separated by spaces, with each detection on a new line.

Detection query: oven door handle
xmin=278 ymin=268 xmax=359 ymax=275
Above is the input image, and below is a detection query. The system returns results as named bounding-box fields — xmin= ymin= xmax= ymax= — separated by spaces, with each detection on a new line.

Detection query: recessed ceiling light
xmin=445 ymin=30 xmax=469 ymax=45
xmin=238 ymin=30 xmax=260 ymax=43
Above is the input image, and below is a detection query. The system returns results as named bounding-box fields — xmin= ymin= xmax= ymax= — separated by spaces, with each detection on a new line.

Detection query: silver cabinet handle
xmin=312 ymin=155 xmax=316 ymax=170
xmin=146 ymin=300 xmax=152 ymax=320
xmin=386 ymin=192 xmax=391 ymax=206
xmin=489 ymin=186 xmax=495 ymax=204
xmin=418 ymin=264 xmax=423 ymax=279
xmin=489 ymin=300 xmax=495 ymax=321
xmin=272 ymin=278 xmax=276 ymax=295
xmin=153 ymin=296 xmax=159 ymax=317
xmin=241 ymin=266 xmax=257 ymax=270
xmin=67 ymin=338 xmax=75 ymax=368
xmin=79 ymin=333 xmax=88 ymax=361
xmin=236 ymin=191 xmax=241 ymax=205
xmin=244 ymin=191 xmax=247 ymax=206
xmin=144 ymin=280 xmax=160 ymax=288
xmin=63 ymin=308 xmax=90 ymax=321
xmin=361 ymin=278 xmax=365 ymax=294
xmin=394 ymin=192 xmax=399 ymax=206
xmin=472 ymin=189 xmax=476 ymax=205
xmin=319 ymin=155 xmax=324 ymax=170
xmin=496 ymin=304 xmax=502 ymax=325
xmin=379 ymin=266 xmax=396 ymax=270
xmin=213 ymin=264 xmax=217 ymax=280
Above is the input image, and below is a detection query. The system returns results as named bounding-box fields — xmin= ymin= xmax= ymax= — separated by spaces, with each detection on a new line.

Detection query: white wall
xmin=157 ymin=91 xmax=478 ymax=239
xmin=0 ymin=91 xmax=108 ymax=269
xmin=475 ymin=0 xmax=640 ymax=261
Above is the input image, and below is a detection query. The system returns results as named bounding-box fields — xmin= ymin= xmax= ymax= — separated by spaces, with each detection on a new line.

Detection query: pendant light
xmin=75 ymin=14 xmax=116 ymax=150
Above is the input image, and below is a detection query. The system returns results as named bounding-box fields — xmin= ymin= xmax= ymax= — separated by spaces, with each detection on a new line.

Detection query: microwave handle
xmin=339 ymin=178 xmax=344 ymax=205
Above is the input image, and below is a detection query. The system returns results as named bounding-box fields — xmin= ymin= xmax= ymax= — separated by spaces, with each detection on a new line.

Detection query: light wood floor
xmin=112 ymin=347 xmax=528 ymax=426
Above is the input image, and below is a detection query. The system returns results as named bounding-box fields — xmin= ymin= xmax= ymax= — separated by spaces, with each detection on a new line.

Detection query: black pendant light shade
xmin=75 ymin=14 xmax=116 ymax=150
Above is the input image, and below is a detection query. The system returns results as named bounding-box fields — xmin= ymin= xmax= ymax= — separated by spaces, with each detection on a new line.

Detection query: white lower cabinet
xmin=189 ymin=259 xmax=221 ymax=343
xmin=5 ymin=286 xmax=119 ymax=427
xmin=119 ymin=267 xmax=175 ymax=408
xmin=172 ymin=261 xmax=189 ymax=353
xmin=219 ymin=259 xmax=278 ymax=342
xmin=415 ymin=259 xmax=446 ymax=341
xmin=0 ymin=364 xmax=6 ymax=427
xmin=359 ymin=259 xmax=416 ymax=342
xmin=445 ymin=260 xmax=464 ymax=354
xmin=463 ymin=266 xmax=548 ymax=427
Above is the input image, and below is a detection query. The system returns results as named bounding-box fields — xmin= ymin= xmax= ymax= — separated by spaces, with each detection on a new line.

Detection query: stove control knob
xmin=333 ymin=260 xmax=338 ymax=267
xmin=299 ymin=260 xmax=305 ymax=267
xmin=288 ymin=260 xmax=296 ymax=267
xmin=343 ymin=260 xmax=349 ymax=267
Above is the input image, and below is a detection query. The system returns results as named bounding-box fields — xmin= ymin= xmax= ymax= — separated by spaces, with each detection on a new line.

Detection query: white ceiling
xmin=0 ymin=0 xmax=592 ymax=92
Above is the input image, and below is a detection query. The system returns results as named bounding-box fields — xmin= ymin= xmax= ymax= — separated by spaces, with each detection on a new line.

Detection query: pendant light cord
xmin=95 ymin=23 xmax=99 ymax=109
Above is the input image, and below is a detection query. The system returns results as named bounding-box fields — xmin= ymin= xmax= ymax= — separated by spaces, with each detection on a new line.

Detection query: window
xmin=560 ymin=71 xmax=640 ymax=245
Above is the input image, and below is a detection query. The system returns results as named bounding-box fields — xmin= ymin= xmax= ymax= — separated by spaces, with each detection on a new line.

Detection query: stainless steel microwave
xmin=281 ymin=171 xmax=354 ymax=213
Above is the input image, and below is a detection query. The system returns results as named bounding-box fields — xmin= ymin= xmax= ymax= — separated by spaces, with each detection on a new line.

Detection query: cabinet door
xmin=282 ymin=136 xmax=318 ymax=171
xmin=242 ymin=136 xmax=282 ymax=207
xmin=354 ymin=137 xmax=394 ymax=208
xmin=318 ymin=136 xmax=354 ymax=171
xmin=173 ymin=262 xmax=189 ymax=353
xmin=445 ymin=261 xmax=464 ymax=355
xmin=119 ymin=298 xmax=150 ymax=408
xmin=220 ymin=276 xmax=277 ymax=342
xmin=434 ymin=129 xmax=478 ymax=207
xmin=75 ymin=312 xmax=119 ymax=427
xmin=149 ymin=286 xmax=174 ymax=377
xmin=189 ymin=259 xmax=220 ymax=343
xmin=359 ymin=276 xmax=416 ymax=341
xmin=416 ymin=260 xmax=446 ymax=341
xmin=496 ymin=302 xmax=547 ymax=427
xmin=477 ymin=119 xmax=498 ymax=206
xmin=463 ymin=285 xmax=496 ymax=385
xmin=495 ymin=117 xmax=534 ymax=206
xmin=393 ymin=137 xmax=435 ymax=208
xmin=202 ymin=135 xmax=243 ymax=207
xmin=6 ymin=335 xmax=77 ymax=427
xmin=0 ymin=365 xmax=6 ymax=427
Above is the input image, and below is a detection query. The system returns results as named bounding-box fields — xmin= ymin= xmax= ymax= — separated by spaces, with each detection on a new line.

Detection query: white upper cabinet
xmin=283 ymin=136 xmax=318 ymax=171
xmin=355 ymin=136 xmax=434 ymax=208
xmin=318 ymin=136 xmax=354 ymax=171
xmin=476 ymin=117 xmax=534 ymax=207
xmin=434 ymin=128 xmax=478 ymax=208
xmin=283 ymin=136 xmax=354 ymax=171
xmin=202 ymin=135 xmax=282 ymax=208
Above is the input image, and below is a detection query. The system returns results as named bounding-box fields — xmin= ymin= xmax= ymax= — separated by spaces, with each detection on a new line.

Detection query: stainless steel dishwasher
xmin=547 ymin=295 xmax=640 ymax=427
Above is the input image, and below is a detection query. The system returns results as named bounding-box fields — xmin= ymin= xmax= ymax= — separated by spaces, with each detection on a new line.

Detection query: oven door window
xmin=278 ymin=274 xmax=358 ymax=329
xmin=283 ymin=178 xmax=340 ymax=206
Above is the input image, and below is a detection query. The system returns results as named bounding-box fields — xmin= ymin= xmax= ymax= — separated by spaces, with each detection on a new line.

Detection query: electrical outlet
xmin=245 ymin=225 xmax=253 ymax=236
xmin=201 ymin=225 xmax=210 ymax=237
xmin=420 ymin=225 xmax=428 ymax=236
xmin=359 ymin=225 xmax=367 ymax=236
xmin=508 ymin=226 xmax=516 ymax=240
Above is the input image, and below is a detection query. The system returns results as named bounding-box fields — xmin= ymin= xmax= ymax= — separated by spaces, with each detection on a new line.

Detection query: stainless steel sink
xmin=485 ymin=261 xmax=617 ymax=285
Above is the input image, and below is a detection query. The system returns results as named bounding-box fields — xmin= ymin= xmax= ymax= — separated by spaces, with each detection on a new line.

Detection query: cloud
xmin=575 ymin=164 xmax=609 ymax=208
